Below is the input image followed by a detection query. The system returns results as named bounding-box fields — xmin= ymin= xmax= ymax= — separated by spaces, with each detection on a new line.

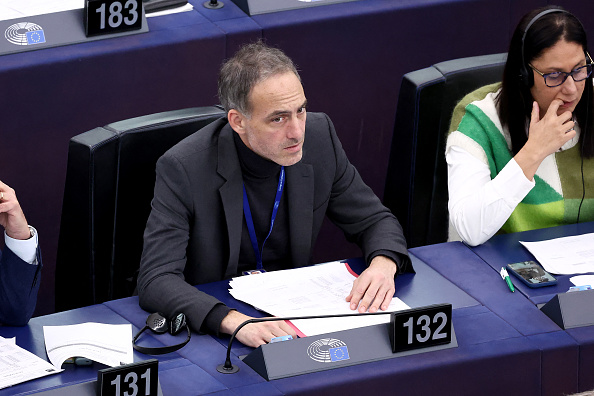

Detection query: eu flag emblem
xmin=26 ymin=30 xmax=46 ymax=45
xmin=329 ymin=346 xmax=350 ymax=362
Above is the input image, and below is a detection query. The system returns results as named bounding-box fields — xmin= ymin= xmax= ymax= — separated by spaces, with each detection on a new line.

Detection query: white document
xmin=43 ymin=323 xmax=133 ymax=368
xmin=569 ymin=275 xmax=594 ymax=287
xmin=146 ymin=3 xmax=193 ymax=17
xmin=0 ymin=336 xmax=61 ymax=390
xmin=0 ymin=0 xmax=83 ymax=21
xmin=229 ymin=261 xmax=409 ymax=337
xmin=520 ymin=233 xmax=594 ymax=275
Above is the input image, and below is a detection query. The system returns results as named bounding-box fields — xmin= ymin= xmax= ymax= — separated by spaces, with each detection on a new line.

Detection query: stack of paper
xmin=229 ymin=261 xmax=409 ymax=337
xmin=43 ymin=323 xmax=133 ymax=368
xmin=0 ymin=0 xmax=83 ymax=21
xmin=521 ymin=233 xmax=594 ymax=275
xmin=0 ymin=336 xmax=61 ymax=390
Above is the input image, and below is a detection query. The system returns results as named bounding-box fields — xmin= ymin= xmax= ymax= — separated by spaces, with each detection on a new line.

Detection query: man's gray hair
xmin=218 ymin=41 xmax=301 ymax=116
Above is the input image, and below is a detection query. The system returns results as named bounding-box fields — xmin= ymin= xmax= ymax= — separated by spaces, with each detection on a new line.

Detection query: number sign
xmin=97 ymin=359 xmax=158 ymax=396
xmin=390 ymin=303 xmax=452 ymax=353
xmin=85 ymin=0 xmax=142 ymax=37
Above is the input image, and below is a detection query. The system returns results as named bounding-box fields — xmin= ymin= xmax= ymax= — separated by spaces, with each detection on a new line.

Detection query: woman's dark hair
xmin=498 ymin=5 xmax=594 ymax=157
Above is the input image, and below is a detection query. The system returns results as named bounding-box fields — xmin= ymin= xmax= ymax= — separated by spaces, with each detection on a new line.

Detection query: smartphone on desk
xmin=507 ymin=261 xmax=557 ymax=288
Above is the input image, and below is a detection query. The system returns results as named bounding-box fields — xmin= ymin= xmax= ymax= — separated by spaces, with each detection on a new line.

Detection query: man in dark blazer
xmin=138 ymin=42 xmax=410 ymax=347
xmin=0 ymin=180 xmax=41 ymax=326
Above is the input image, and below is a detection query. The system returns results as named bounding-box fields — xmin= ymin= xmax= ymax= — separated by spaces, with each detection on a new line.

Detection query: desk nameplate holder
xmin=540 ymin=289 xmax=594 ymax=329
xmin=0 ymin=7 xmax=148 ymax=57
xmin=231 ymin=0 xmax=360 ymax=16
xmin=33 ymin=374 xmax=163 ymax=396
xmin=242 ymin=321 xmax=457 ymax=380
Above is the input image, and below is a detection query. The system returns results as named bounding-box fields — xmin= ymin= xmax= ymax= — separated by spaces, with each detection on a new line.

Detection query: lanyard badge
xmin=242 ymin=166 xmax=285 ymax=272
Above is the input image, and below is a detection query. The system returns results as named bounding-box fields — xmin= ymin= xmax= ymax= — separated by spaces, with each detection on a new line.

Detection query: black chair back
xmin=384 ymin=54 xmax=507 ymax=248
xmin=56 ymin=107 xmax=226 ymax=311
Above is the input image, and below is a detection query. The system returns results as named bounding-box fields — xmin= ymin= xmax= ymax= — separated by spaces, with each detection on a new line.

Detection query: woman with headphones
xmin=447 ymin=6 xmax=594 ymax=246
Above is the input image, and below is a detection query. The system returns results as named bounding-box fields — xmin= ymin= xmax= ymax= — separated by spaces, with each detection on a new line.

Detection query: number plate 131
xmin=85 ymin=0 xmax=142 ymax=37
xmin=390 ymin=303 xmax=452 ymax=353
xmin=98 ymin=359 xmax=158 ymax=396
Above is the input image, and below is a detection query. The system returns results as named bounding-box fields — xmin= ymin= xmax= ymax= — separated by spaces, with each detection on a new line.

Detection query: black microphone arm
xmin=216 ymin=311 xmax=393 ymax=374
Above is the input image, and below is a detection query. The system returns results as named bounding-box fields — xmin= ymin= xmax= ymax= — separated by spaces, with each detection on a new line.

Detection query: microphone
xmin=216 ymin=311 xmax=393 ymax=374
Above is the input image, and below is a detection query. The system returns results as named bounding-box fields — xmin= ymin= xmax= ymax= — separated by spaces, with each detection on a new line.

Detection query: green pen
xmin=500 ymin=267 xmax=515 ymax=292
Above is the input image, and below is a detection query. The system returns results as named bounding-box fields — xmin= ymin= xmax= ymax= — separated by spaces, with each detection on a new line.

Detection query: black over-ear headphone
xmin=520 ymin=8 xmax=570 ymax=87
xmin=133 ymin=312 xmax=191 ymax=355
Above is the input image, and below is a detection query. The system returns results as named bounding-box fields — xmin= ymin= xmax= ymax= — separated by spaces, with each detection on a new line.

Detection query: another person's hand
xmin=346 ymin=255 xmax=397 ymax=313
xmin=220 ymin=310 xmax=298 ymax=348
xmin=0 ymin=180 xmax=30 ymax=240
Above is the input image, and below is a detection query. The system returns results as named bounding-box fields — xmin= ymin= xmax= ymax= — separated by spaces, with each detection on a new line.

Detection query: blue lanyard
xmin=242 ymin=166 xmax=285 ymax=270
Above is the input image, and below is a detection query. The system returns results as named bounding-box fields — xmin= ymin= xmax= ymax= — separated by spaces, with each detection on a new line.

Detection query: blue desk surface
xmin=467 ymin=222 xmax=594 ymax=392
xmin=0 ymin=256 xmax=554 ymax=395
xmin=471 ymin=222 xmax=594 ymax=305
xmin=412 ymin=224 xmax=594 ymax=394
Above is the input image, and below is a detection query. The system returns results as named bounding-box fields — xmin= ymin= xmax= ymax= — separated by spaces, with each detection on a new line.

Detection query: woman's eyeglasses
xmin=529 ymin=52 xmax=593 ymax=88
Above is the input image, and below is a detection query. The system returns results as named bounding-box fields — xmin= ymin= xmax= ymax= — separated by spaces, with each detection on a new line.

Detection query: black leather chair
xmin=56 ymin=107 xmax=226 ymax=311
xmin=384 ymin=53 xmax=507 ymax=248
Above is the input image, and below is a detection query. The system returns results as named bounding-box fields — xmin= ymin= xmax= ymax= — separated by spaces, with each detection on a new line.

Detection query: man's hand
xmin=346 ymin=255 xmax=397 ymax=313
xmin=219 ymin=310 xmax=298 ymax=348
xmin=0 ymin=180 xmax=30 ymax=240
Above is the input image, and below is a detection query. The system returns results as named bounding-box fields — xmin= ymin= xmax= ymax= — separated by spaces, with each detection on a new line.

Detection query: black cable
xmin=576 ymin=72 xmax=590 ymax=223
xmin=576 ymin=152 xmax=585 ymax=223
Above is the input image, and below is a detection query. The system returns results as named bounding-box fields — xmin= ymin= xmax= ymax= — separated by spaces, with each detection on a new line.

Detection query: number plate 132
xmin=390 ymin=303 xmax=452 ymax=353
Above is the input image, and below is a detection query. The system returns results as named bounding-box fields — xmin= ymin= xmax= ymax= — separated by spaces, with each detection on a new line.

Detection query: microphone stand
xmin=204 ymin=0 xmax=224 ymax=9
xmin=217 ymin=311 xmax=393 ymax=374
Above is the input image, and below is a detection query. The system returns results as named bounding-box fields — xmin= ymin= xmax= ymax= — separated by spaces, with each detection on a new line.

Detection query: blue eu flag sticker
xmin=329 ymin=346 xmax=350 ymax=362
xmin=26 ymin=30 xmax=46 ymax=45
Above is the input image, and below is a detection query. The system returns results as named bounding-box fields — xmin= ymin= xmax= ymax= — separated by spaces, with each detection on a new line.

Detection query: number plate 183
xmin=390 ymin=303 xmax=452 ymax=353
xmin=85 ymin=0 xmax=142 ymax=37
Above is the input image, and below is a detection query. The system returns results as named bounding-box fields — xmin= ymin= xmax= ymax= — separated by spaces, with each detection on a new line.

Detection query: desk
xmin=411 ymin=224 xmax=594 ymax=395
xmin=0 ymin=256 xmax=548 ymax=395
xmin=470 ymin=222 xmax=594 ymax=392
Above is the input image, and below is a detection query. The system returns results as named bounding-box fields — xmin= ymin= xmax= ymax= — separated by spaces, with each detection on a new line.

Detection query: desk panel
xmin=0 ymin=258 xmax=575 ymax=396
xmin=270 ymin=315 xmax=538 ymax=395
xmin=566 ymin=326 xmax=594 ymax=391
xmin=410 ymin=242 xmax=560 ymax=336
xmin=189 ymin=0 xmax=262 ymax=54
xmin=197 ymin=255 xmax=479 ymax=357
xmin=104 ymin=297 xmax=267 ymax=391
xmin=472 ymin=222 xmax=594 ymax=305
xmin=467 ymin=222 xmax=594 ymax=392
xmin=193 ymin=256 xmax=551 ymax=395
xmin=413 ymin=241 xmax=581 ymax=394
xmin=0 ymin=304 xmax=181 ymax=395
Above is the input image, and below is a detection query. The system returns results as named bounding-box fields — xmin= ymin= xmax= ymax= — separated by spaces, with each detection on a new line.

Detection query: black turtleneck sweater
xmin=202 ymin=133 xmax=293 ymax=333
xmin=234 ymin=132 xmax=292 ymax=273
